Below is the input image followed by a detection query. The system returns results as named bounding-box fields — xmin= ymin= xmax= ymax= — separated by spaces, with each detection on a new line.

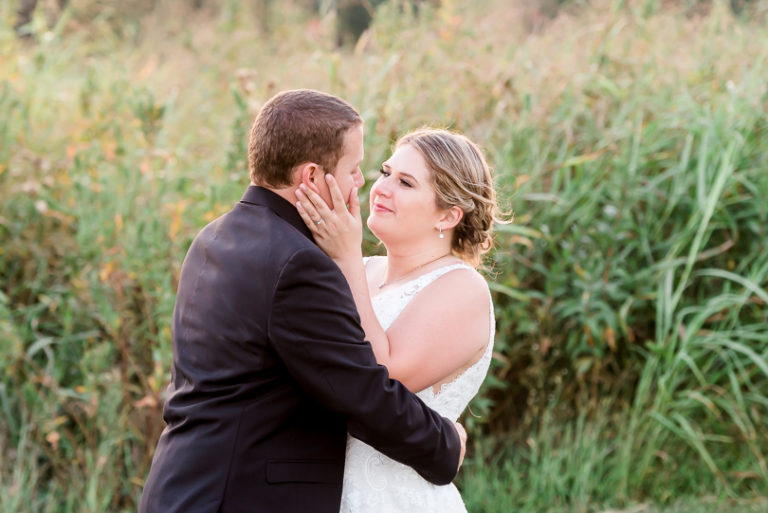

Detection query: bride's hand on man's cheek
xmin=296 ymin=179 xmax=363 ymax=261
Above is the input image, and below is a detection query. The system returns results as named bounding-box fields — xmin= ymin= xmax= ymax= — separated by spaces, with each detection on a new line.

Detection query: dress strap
xmin=405 ymin=262 xmax=474 ymax=294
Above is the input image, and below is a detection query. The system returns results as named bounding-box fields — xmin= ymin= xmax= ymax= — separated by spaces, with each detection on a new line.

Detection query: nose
xmin=371 ymin=174 xmax=393 ymax=198
xmin=354 ymin=168 xmax=364 ymax=188
xmin=371 ymin=179 xmax=389 ymax=199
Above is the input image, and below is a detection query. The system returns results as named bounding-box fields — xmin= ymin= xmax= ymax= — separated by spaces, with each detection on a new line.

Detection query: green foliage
xmin=1 ymin=0 xmax=767 ymax=511
xmin=480 ymin=33 xmax=768 ymax=506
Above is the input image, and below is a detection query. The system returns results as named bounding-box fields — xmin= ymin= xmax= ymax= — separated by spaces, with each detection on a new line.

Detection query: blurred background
xmin=1 ymin=0 xmax=767 ymax=511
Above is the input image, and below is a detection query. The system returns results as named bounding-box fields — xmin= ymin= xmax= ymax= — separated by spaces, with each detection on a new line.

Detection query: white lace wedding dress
xmin=339 ymin=262 xmax=495 ymax=513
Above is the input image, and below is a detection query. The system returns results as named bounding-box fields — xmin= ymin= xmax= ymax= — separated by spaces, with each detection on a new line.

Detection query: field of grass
xmin=1 ymin=0 xmax=767 ymax=511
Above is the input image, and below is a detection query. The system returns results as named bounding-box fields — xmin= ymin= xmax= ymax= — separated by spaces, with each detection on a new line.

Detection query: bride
xmin=296 ymin=128 xmax=502 ymax=512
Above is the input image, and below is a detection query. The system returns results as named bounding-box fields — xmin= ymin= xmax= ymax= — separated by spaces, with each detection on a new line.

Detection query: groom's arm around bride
xmin=138 ymin=89 xmax=465 ymax=513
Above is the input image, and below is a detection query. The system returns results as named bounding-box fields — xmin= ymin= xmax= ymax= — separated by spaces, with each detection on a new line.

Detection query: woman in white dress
xmin=295 ymin=128 xmax=502 ymax=513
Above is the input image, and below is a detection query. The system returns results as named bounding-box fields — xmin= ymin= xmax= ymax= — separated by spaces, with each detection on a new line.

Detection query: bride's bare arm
xmin=382 ymin=269 xmax=491 ymax=392
xmin=295 ymin=177 xmax=395 ymax=368
xmin=333 ymin=257 xmax=490 ymax=393
xmin=296 ymin=175 xmax=490 ymax=393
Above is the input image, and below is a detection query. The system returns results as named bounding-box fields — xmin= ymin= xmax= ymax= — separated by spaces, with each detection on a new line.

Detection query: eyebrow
xmin=382 ymin=162 xmax=419 ymax=184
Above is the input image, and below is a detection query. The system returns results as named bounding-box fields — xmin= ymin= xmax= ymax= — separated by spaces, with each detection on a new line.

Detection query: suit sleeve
xmin=267 ymin=248 xmax=461 ymax=485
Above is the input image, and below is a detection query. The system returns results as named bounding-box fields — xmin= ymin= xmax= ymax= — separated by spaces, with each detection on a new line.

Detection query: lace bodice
xmin=339 ymin=260 xmax=495 ymax=512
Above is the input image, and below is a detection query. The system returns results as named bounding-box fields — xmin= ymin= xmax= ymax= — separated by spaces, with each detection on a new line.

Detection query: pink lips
xmin=372 ymin=203 xmax=392 ymax=213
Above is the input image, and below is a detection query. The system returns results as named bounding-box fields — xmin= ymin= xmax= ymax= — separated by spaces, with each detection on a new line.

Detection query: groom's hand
xmin=454 ymin=422 xmax=467 ymax=471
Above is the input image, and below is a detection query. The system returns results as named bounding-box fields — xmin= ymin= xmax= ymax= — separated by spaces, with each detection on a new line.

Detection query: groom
xmin=139 ymin=89 xmax=465 ymax=513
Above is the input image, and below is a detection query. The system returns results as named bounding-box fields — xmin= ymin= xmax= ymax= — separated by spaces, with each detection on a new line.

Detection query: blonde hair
xmin=396 ymin=128 xmax=504 ymax=267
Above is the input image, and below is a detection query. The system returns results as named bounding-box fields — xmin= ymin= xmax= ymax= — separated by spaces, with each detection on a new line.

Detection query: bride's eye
xmin=379 ymin=168 xmax=390 ymax=177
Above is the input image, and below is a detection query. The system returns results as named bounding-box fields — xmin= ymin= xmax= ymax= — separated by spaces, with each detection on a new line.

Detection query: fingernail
xmin=326 ymin=174 xmax=333 ymax=182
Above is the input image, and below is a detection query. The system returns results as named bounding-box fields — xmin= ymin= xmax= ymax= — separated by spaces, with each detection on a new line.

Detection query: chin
xmin=366 ymin=216 xmax=388 ymax=244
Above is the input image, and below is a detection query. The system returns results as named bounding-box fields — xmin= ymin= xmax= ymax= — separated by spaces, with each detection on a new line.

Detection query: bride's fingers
xmin=325 ymin=174 xmax=347 ymax=212
xmin=296 ymin=188 xmax=321 ymax=219
xmin=296 ymin=190 xmax=329 ymax=227
xmin=299 ymin=184 xmax=332 ymax=218
xmin=348 ymin=187 xmax=360 ymax=220
xmin=295 ymin=200 xmax=319 ymax=231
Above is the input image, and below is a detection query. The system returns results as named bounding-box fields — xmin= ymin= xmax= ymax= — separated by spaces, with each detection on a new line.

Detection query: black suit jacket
xmin=139 ymin=186 xmax=460 ymax=513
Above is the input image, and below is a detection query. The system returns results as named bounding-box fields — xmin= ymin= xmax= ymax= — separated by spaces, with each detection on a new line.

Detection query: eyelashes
xmin=379 ymin=168 xmax=413 ymax=188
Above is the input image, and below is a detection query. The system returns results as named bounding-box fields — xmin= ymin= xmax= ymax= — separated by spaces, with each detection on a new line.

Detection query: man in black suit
xmin=139 ymin=89 xmax=466 ymax=513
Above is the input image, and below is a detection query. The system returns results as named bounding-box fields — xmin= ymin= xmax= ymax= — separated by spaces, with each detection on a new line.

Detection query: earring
xmin=439 ymin=226 xmax=445 ymax=239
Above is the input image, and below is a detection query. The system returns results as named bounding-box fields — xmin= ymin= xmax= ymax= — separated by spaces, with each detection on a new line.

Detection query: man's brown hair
xmin=248 ymin=89 xmax=362 ymax=187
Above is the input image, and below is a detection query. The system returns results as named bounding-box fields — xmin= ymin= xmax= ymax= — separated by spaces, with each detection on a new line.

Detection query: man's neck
xmin=252 ymin=181 xmax=299 ymax=209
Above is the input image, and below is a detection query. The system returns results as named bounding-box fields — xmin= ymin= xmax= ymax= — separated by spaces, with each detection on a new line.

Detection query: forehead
xmin=385 ymin=144 xmax=430 ymax=179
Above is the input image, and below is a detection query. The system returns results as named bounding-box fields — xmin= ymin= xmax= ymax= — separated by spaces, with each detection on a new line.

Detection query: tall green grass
xmin=1 ymin=0 xmax=767 ymax=511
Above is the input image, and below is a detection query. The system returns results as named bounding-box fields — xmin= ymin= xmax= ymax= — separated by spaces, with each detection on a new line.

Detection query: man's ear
xmin=298 ymin=163 xmax=324 ymax=193
xmin=440 ymin=206 xmax=464 ymax=230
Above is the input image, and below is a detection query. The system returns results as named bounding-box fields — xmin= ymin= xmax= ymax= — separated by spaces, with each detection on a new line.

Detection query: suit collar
xmin=239 ymin=185 xmax=314 ymax=241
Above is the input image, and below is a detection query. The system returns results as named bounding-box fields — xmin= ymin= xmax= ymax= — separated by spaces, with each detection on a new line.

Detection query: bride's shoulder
xmin=419 ymin=261 xmax=490 ymax=308
xmin=396 ymin=262 xmax=491 ymax=350
xmin=441 ymin=263 xmax=490 ymax=292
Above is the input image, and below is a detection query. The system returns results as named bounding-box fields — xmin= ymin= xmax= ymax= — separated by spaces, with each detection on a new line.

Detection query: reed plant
xmin=1 ymin=0 xmax=766 ymax=511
